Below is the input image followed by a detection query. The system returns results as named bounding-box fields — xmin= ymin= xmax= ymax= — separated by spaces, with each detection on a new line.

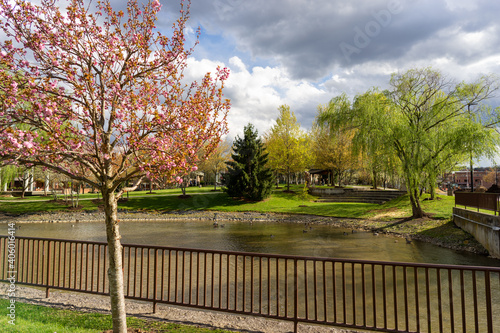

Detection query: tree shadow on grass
xmin=373 ymin=216 xmax=416 ymax=231
xmin=118 ymin=192 xmax=247 ymax=212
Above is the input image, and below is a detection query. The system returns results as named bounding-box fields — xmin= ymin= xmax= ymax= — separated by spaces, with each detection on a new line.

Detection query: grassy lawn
xmin=0 ymin=186 xmax=216 ymax=201
xmin=0 ymin=299 xmax=230 ymax=333
xmin=1 ymin=184 xmax=481 ymax=249
xmin=0 ymin=184 xmax=460 ymax=220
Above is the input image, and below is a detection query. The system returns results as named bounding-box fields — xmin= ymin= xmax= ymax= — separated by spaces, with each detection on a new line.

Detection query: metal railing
xmin=1 ymin=236 xmax=500 ymax=333
xmin=455 ymin=191 xmax=500 ymax=214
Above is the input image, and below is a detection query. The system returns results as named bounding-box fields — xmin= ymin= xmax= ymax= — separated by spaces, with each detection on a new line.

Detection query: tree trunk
xmin=103 ymin=189 xmax=128 ymax=333
xmin=372 ymin=169 xmax=378 ymax=189
xmin=75 ymin=187 xmax=80 ymax=207
xmin=429 ymin=182 xmax=436 ymax=200
xmin=409 ymin=188 xmax=424 ymax=218
xmin=21 ymin=173 xmax=27 ymax=198
xmin=428 ymin=172 xmax=437 ymax=200
xmin=213 ymin=170 xmax=217 ymax=191
xmin=286 ymin=166 xmax=290 ymax=192
xmin=44 ymin=174 xmax=48 ymax=196
xmin=180 ymin=179 xmax=187 ymax=196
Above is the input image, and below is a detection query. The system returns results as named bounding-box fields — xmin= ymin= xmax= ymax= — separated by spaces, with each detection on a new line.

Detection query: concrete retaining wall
xmin=309 ymin=187 xmax=347 ymax=196
xmin=453 ymin=207 xmax=500 ymax=259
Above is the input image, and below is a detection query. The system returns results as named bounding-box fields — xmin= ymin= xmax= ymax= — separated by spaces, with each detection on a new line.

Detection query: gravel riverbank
xmin=1 ymin=209 xmax=346 ymax=224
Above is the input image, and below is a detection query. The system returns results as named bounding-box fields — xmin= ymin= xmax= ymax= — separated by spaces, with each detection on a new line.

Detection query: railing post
xmin=45 ymin=240 xmax=50 ymax=287
xmin=153 ymin=249 xmax=158 ymax=314
xmin=485 ymin=270 xmax=493 ymax=333
xmin=294 ymin=258 xmax=298 ymax=333
xmin=495 ymin=194 xmax=500 ymax=215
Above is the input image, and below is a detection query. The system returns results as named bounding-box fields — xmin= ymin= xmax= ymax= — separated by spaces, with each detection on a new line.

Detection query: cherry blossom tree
xmin=0 ymin=0 xmax=230 ymax=331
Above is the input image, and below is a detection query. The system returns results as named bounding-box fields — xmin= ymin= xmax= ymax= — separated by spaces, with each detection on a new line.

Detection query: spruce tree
xmin=224 ymin=124 xmax=273 ymax=201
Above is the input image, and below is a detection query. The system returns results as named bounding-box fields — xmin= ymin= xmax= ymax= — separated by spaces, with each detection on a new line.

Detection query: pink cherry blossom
xmin=23 ymin=141 xmax=34 ymax=149
xmin=0 ymin=1 xmax=229 ymax=331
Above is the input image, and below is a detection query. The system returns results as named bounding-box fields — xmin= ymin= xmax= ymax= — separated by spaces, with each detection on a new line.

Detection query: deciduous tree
xmin=0 ymin=164 xmax=17 ymax=191
xmin=318 ymin=68 xmax=498 ymax=218
xmin=389 ymin=68 xmax=498 ymax=216
xmin=315 ymin=96 xmax=360 ymax=187
xmin=265 ymin=105 xmax=311 ymax=191
xmin=197 ymin=137 xmax=231 ymax=190
xmin=0 ymin=1 xmax=230 ymax=331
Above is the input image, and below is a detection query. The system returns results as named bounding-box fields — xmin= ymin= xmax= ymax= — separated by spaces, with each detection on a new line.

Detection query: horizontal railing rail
xmin=1 ymin=235 xmax=500 ymax=333
xmin=455 ymin=191 xmax=500 ymax=214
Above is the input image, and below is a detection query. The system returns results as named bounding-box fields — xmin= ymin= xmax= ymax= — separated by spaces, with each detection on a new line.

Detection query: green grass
xmin=363 ymin=192 xmax=457 ymax=220
xmin=0 ymin=298 xmax=230 ymax=333
xmin=116 ymin=189 xmax=381 ymax=218
xmin=0 ymin=186 xmax=216 ymax=201
xmin=120 ymin=186 xmax=458 ymax=221
xmin=0 ymin=185 xmax=460 ymax=221
xmin=0 ymin=198 xmax=101 ymax=214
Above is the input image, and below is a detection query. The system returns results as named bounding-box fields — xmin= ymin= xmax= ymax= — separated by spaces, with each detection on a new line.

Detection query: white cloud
xmin=184 ymin=56 xmax=330 ymax=139
xmin=444 ymin=0 xmax=478 ymax=11
xmin=5 ymin=0 xmax=499 ymax=161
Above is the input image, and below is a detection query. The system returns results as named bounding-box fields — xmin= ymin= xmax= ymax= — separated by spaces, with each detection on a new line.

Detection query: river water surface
xmin=13 ymin=220 xmax=500 ymax=267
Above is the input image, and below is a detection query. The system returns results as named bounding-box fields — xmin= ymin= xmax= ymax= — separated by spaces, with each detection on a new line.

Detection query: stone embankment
xmin=1 ymin=209 xmax=357 ymax=225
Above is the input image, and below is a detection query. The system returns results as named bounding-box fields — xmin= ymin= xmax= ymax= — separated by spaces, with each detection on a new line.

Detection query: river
xmin=12 ymin=220 xmax=500 ymax=267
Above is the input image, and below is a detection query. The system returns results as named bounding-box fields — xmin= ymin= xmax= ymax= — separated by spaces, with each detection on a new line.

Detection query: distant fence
xmin=2 ymin=236 xmax=500 ymax=333
xmin=455 ymin=191 xmax=500 ymax=214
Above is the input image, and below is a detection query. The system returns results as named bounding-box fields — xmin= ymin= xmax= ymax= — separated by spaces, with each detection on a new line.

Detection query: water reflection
xmin=12 ymin=220 xmax=500 ymax=267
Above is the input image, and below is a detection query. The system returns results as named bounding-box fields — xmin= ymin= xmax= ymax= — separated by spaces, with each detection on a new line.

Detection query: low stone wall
xmin=453 ymin=207 xmax=500 ymax=259
xmin=308 ymin=187 xmax=351 ymax=196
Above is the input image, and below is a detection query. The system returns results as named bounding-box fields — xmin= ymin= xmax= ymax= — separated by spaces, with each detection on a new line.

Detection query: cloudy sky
xmin=154 ymin=0 xmax=500 ymax=140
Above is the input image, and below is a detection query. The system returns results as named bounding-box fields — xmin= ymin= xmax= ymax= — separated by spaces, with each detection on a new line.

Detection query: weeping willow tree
xmin=318 ymin=67 xmax=499 ymax=218
xmin=0 ymin=165 xmax=17 ymax=191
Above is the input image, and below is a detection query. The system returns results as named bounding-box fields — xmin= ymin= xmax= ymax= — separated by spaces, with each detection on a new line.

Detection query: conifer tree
xmin=224 ymin=124 xmax=273 ymax=201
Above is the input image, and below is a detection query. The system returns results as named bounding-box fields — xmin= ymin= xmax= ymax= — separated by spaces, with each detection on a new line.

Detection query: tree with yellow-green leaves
xmin=197 ymin=138 xmax=232 ymax=190
xmin=350 ymin=90 xmax=400 ymax=189
xmin=314 ymin=99 xmax=360 ymax=187
xmin=264 ymin=105 xmax=312 ymax=191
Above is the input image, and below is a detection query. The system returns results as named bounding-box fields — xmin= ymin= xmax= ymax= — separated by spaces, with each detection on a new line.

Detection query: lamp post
xmin=496 ymin=164 xmax=498 ymax=186
xmin=468 ymin=102 xmax=478 ymax=192
xmin=470 ymin=156 xmax=473 ymax=192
